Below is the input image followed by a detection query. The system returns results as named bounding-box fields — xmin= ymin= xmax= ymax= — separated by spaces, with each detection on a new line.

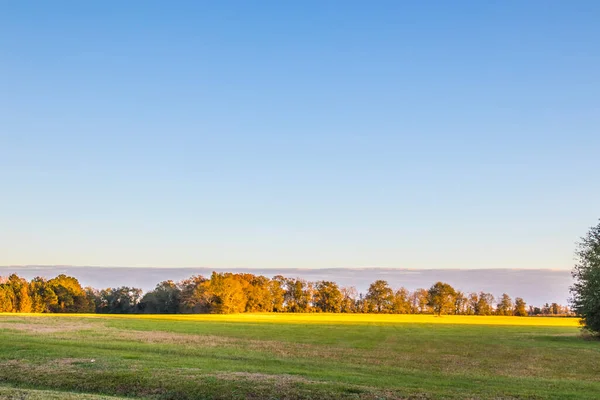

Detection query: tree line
xmin=0 ymin=271 xmax=573 ymax=316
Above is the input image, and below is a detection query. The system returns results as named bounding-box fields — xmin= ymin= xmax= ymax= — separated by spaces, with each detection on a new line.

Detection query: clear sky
xmin=1 ymin=1 xmax=599 ymax=269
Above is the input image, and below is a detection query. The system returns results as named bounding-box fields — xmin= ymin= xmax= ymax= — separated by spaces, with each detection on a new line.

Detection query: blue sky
xmin=1 ymin=1 xmax=599 ymax=269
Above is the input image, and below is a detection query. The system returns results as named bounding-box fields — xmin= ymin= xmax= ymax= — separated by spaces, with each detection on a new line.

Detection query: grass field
xmin=0 ymin=313 xmax=597 ymax=400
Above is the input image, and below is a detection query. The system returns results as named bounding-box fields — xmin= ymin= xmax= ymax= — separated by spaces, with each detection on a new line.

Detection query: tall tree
xmin=476 ymin=292 xmax=495 ymax=315
xmin=139 ymin=280 xmax=181 ymax=313
xmin=203 ymin=272 xmax=247 ymax=314
xmin=467 ymin=293 xmax=479 ymax=315
xmin=571 ymin=220 xmax=600 ymax=334
xmin=392 ymin=287 xmax=411 ymax=314
xmin=29 ymin=277 xmax=57 ymax=313
xmin=178 ymin=275 xmax=208 ymax=313
xmin=340 ymin=286 xmax=358 ymax=313
xmin=97 ymin=287 xmax=142 ymax=313
xmin=454 ymin=291 xmax=468 ymax=315
xmin=314 ymin=281 xmax=343 ymax=313
xmin=427 ymin=282 xmax=457 ymax=316
xmin=47 ymin=275 xmax=92 ymax=313
xmin=243 ymin=275 xmax=273 ymax=312
xmin=283 ymin=278 xmax=312 ymax=312
xmin=365 ymin=280 xmax=394 ymax=313
xmin=513 ymin=297 xmax=527 ymax=316
xmin=0 ymin=284 xmax=16 ymax=312
xmin=269 ymin=276 xmax=286 ymax=312
xmin=496 ymin=293 xmax=513 ymax=316
xmin=410 ymin=289 xmax=431 ymax=314
xmin=8 ymin=275 xmax=32 ymax=313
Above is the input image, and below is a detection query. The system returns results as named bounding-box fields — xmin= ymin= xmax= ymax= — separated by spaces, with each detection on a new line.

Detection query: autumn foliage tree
xmin=427 ymin=282 xmax=457 ymax=316
xmin=365 ymin=280 xmax=394 ymax=313
xmin=513 ymin=297 xmax=527 ymax=316
xmin=314 ymin=281 xmax=343 ymax=313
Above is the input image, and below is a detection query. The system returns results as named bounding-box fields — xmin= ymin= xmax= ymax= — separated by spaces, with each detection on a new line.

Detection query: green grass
xmin=0 ymin=314 xmax=597 ymax=399
xmin=0 ymin=385 xmax=127 ymax=399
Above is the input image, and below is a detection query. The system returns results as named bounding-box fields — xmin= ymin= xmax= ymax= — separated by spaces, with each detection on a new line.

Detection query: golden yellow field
xmin=2 ymin=312 xmax=581 ymax=327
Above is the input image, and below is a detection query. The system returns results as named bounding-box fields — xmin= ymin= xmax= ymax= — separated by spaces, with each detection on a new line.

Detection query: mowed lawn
xmin=0 ymin=314 xmax=597 ymax=400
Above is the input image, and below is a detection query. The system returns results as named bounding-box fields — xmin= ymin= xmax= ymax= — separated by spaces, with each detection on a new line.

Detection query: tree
xmin=454 ymin=291 xmax=468 ymax=315
xmin=476 ymin=292 xmax=495 ymax=315
xmin=340 ymin=286 xmax=358 ymax=313
xmin=202 ymin=272 xmax=247 ymax=314
xmin=7 ymin=275 xmax=32 ymax=313
xmin=496 ymin=293 xmax=513 ymax=316
xmin=242 ymin=275 xmax=273 ymax=312
xmin=314 ymin=281 xmax=343 ymax=313
xmin=0 ymin=284 xmax=16 ymax=312
xmin=428 ymin=282 xmax=457 ymax=316
xmin=514 ymin=297 xmax=527 ymax=316
xmin=29 ymin=277 xmax=58 ymax=313
xmin=571 ymin=220 xmax=600 ymax=334
xmin=365 ymin=280 xmax=394 ymax=313
xmin=47 ymin=275 xmax=92 ymax=313
xmin=467 ymin=292 xmax=479 ymax=315
xmin=139 ymin=280 xmax=181 ymax=313
xmin=410 ymin=289 xmax=431 ymax=314
xmin=541 ymin=303 xmax=551 ymax=315
xmin=97 ymin=287 xmax=142 ymax=313
xmin=270 ymin=276 xmax=286 ymax=312
xmin=178 ymin=275 xmax=208 ymax=313
xmin=392 ymin=288 xmax=411 ymax=314
xmin=283 ymin=278 xmax=312 ymax=312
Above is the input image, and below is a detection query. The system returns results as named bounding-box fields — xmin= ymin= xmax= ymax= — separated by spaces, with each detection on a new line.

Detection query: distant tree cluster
xmin=0 ymin=271 xmax=573 ymax=317
xmin=0 ymin=274 xmax=94 ymax=313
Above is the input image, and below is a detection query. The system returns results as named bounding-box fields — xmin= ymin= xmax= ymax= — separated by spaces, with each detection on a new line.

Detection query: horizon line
xmin=0 ymin=265 xmax=572 ymax=272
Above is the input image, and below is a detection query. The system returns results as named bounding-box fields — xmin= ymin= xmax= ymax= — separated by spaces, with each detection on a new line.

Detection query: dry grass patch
xmin=0 ymin=385 xmax=129 ymax=400
xmin=0 ymin=317 xmax=104 ymax=334
xmin=208 ymin=371 xmax=314 ymax=384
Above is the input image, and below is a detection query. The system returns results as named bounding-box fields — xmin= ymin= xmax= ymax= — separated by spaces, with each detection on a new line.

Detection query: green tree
xmin=513 ymin=297 xmax=527 ymax=316
xmin=139 ymin=280 xmax=181 ymax=313
xmin=97 ymin=287 xmax=142 ymax=313
xmin=176 ymin=275 xmax=207 ymax=313
xmin=571 ymin=220 xmax=600 ymax=334
xmin=365 ymin=280 xmax=394 ymax=313
xmin=427 ymin=282 xmax=457 ymax=316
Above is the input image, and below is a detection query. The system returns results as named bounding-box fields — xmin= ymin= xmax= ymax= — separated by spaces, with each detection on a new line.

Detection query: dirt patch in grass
xmin=208 ymin=371 xmax=314 ymax=384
